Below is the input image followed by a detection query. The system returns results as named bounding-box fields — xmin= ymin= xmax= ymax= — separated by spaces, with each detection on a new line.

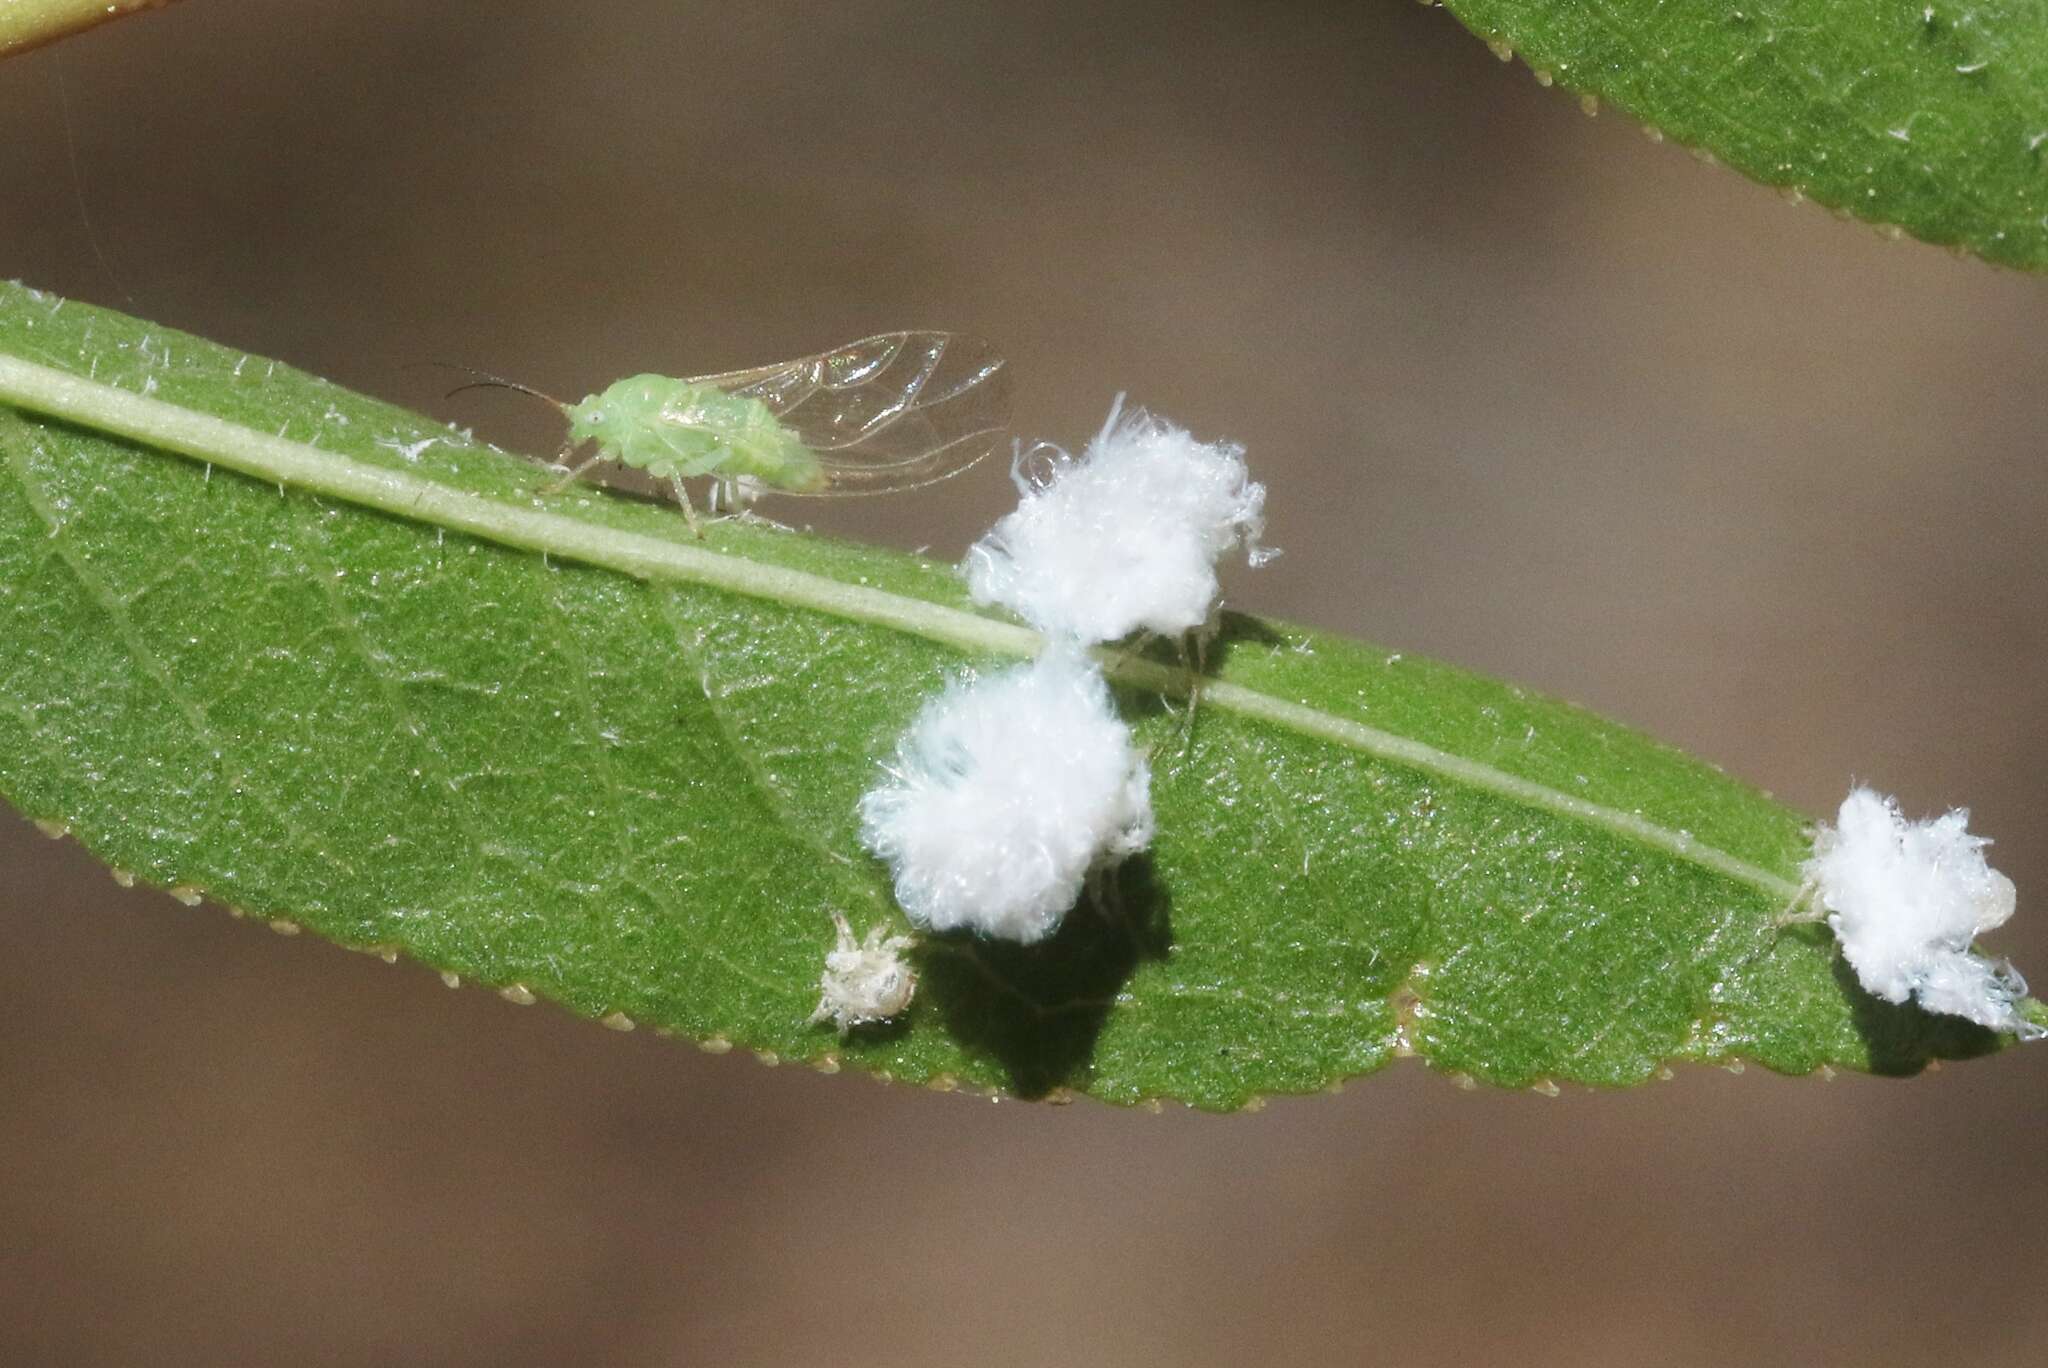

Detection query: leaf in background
xmin=0 ymin=0 xmax=179 ymax=58
xmin=1439 ymin=0 xmax=2048 ymax=271
xmin=0 ymin=283 xmax=2024 ymax=1109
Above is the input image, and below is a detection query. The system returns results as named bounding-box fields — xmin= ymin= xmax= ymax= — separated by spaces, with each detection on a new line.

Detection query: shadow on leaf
xmin=917 ymin=855 xmax=1173 ymax=1098
xmin=1833 ymin=954 xmax=2004 ymax=1074
xmin=1114 ymin=610 xmax=1284 ymax=680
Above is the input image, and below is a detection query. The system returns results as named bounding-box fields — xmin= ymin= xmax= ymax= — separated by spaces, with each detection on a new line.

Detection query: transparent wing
xmin=688 ymin=332 xmax=1011 ymax=496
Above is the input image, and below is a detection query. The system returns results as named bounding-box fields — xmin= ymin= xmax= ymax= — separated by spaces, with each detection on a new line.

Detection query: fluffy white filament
xmin=851 ymin=398 xmax=1256 ymax=953
xmin=1803 ymin=787 xmax=2040 ymax=1038
xmin=964 ymin=400 xmax=1270 ymax=643
xmin=859 ymin=647 xmax=1154 ymax=944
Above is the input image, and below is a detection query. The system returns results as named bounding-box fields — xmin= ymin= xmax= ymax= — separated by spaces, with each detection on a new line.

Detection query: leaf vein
xmin=4 ymin=425 xmax=356 ymax=887
xmin=0 ymin=356 xmax=1805 ymax=908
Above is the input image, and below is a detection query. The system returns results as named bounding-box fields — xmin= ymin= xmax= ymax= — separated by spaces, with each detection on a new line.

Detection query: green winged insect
xmin=449 ymin=333 xmax=1012 ymax=533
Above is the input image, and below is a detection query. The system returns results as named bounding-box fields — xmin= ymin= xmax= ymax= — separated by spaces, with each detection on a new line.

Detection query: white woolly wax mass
xmin=1804 ymin=787 xmax=2040 ymax=1038
xmin=809 ymin=911 xmax=917 ymax=1036
xmin=964 ymin=401 xmax=1269 ymax=644
xmin=859 ymin=648 xmax=1154 ymax=944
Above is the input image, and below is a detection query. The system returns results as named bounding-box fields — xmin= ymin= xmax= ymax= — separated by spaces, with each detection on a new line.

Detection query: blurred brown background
xmin=3 ymin=2 xmax=2045 ymax=1364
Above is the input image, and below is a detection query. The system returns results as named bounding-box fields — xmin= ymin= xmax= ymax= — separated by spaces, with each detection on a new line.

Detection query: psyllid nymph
xmin=452 ymin=332 xmax=1011 ymax=531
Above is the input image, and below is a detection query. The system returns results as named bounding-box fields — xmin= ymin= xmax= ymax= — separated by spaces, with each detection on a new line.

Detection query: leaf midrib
xmin=0 ymin=352 xmax=1803 ymax=904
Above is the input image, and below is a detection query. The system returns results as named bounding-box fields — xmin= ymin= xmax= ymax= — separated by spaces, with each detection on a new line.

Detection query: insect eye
xmin=588 ymin=410 xmax=606 ymax=423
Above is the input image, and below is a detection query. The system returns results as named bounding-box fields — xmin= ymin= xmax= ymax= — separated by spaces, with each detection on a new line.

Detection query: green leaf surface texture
xmin=1440 ymin=0 xmax=2048 ymax=270
xmin=0 ymin=283 xmax=2015 ymax=1109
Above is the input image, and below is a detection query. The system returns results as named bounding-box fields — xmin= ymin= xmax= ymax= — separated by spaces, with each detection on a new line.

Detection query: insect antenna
xmin=422 ymin=362 xmax=569 ymax=409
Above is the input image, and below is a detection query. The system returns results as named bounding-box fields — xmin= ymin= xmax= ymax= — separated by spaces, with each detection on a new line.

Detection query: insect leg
xmin=541 ymin=451 xmax=608 ymax=494
xmin=1187 ymin=627 xmax=1209 ymax=702
xmin=1173 ymin=626 xmax=1213 ymax=750
xmin=709 ymin=476 xmax=791 ymax=531
xmin=667 ymin=475 xmax=705 ymax=538
xmin=1775 ymin=880 xmax=1825 ymax=927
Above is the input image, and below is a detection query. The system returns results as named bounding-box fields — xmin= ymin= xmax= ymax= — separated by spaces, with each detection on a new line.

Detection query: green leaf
xmin=1439 ymin=0 xmax=2048 ymax=271
xmin=0 ymin=283 xmax=2025 ymax=1109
